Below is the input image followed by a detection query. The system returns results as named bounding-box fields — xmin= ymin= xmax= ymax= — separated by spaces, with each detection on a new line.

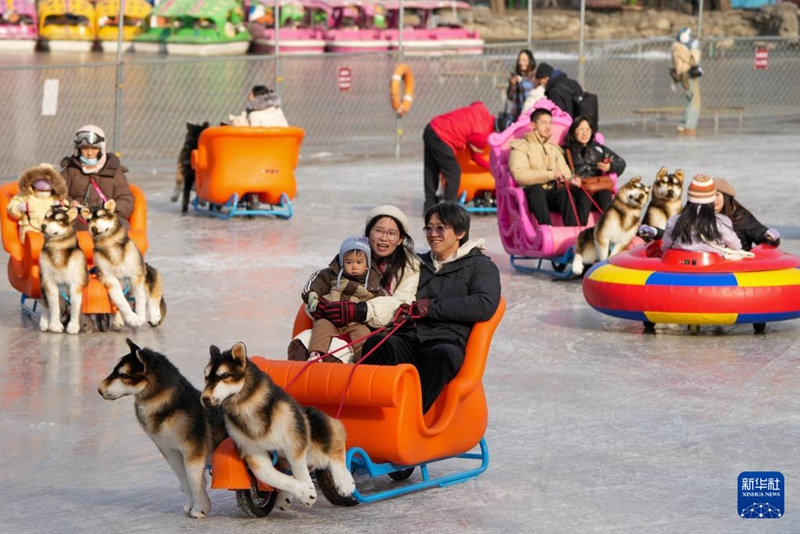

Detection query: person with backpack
xmin=671 ymin=27 xmax=702 ymax=135
xmin=535 ymin=63 xmax=598 ymax=128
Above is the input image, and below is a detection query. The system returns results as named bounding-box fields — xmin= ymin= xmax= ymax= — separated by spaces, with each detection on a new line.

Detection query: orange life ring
xmin=390 ymin=63 xmax=414 ymax=116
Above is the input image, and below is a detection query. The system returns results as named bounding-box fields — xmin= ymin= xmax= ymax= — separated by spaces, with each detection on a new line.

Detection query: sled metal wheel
xmin=236 ymin=487 xmax=277 ymax=518
xmin=753 ymin=322 xmax=766 ymax=335
xmin=388 ymin=467 xmax=414 ymax=481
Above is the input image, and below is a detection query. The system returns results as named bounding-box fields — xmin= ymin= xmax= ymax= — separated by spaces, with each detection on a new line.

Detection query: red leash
xmin=285 ymin=307 xmax=417 ymax=419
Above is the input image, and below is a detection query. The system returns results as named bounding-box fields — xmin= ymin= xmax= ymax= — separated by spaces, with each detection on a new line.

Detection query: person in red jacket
xmin=423 ymin=102 xmax=496 ymax=215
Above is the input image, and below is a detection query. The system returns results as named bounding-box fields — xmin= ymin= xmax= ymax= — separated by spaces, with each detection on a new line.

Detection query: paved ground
xmin=1 ymin=117 xmax=799 ymax=533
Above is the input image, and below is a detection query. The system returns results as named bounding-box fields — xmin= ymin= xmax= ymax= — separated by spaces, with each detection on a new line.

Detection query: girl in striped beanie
xmin=662 ymin=174 xmax=743 ymax=256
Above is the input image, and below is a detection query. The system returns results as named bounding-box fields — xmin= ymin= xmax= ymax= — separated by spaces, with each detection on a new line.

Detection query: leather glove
xmin=638 ymin=225 xmax=658 ymax=239
xmin=316 ymin=300 xmax=367 ymax=328
xmin=305 ymin=291 xmax=319 ymax=312
xmin=413 ymin=298 xmax=430 ymax=318
xmin=395 ymin=299 xmax=430 ymax=324
xmin=765 ymin=228 xmax=781 ymax=243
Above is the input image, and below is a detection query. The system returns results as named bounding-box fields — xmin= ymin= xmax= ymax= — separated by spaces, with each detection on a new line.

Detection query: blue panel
xmin=646 ymin=271 xmax=738 ymax=287
xmin=591 ymin=307 xmax=646 ymax=322
xmin=737 ymin=311 xmax=800 ymax=324
xmin=731 ymin=0 xmax=775 ymax=8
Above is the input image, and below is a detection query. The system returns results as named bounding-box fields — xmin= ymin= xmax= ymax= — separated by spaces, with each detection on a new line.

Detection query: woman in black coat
xmin=714 ymin=177 xmax=780 ymax=251
xmin=562 ymin=116 xmax=626 ymax=212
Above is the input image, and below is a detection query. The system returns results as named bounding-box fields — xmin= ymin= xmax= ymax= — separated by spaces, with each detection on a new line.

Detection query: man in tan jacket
xmin=508 ymin=108 xmax=587 ymax=226
xmin=671 ymin=27 xmax=702 ymax=135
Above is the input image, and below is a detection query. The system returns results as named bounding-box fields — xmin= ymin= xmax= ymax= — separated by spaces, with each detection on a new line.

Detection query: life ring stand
xmin=390 ymin=63 xmax=414 ymax=116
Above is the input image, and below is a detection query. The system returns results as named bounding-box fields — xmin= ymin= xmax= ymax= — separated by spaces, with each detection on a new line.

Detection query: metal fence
xmin=0 ymin=37 xmax=797 ymax=178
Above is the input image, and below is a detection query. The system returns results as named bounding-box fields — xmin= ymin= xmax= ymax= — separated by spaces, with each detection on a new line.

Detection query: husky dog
xmin=202 ymin=342 xmax=358 ymax=512
xmin=172 ymin=121 xmax=209 ymax=214
xmin=642 ymin=167 xmax=685 ymax=230
xmin=82 ymin=199 xmax=166 ymax=329
xmin=572 ymin=176 xmax=652 ymax=276
xmin=38 ymin=206 xmax=88 ymax=334
xmin=98 ymin=339 xmax=228 ymax=518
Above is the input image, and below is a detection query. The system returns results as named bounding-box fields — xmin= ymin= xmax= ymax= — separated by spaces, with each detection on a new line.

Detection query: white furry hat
xmin=365 ymin=205 xmax=410 ymax=237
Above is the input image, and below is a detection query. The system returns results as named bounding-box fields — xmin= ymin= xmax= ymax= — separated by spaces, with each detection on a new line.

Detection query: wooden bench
xmin=633 ymin=106 xmax=745 ymax=134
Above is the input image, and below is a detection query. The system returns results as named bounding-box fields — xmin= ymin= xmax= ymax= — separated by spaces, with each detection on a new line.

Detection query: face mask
xmin=80 ymin=156 xmax=98 ymax=166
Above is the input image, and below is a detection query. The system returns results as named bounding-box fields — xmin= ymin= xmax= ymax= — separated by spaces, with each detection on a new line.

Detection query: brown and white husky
xmin=202 ymin=342 xmax=358 ymax=512
xmin=642 ymin=166 xmax=685 ymax=231
xmin=38 ymin=206 xmax=88 ymax=334
xmin=82 ymin=200 xmax=165 ymax=329
xmin=571 ymin=176 xmax=651 ymax=276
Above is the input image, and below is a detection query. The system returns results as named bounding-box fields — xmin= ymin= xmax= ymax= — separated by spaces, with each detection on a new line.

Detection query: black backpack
xmin=573 ymin=91 xmax=599 ymax=129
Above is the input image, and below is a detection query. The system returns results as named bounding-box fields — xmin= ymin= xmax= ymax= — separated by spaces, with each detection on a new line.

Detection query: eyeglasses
xmin=422 ymin=225 xmax=451 ymax=236
xmin=371 ymin=227 xmax=400 ymax=240
xmin=74 ymin=131 xmax=105 ymax=147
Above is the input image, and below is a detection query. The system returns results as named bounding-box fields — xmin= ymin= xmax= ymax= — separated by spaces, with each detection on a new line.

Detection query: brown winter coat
xmin=60 ymin=153 xmax=135 ymax=220
xmin=303 ymin=256 xmax=386 ymax=305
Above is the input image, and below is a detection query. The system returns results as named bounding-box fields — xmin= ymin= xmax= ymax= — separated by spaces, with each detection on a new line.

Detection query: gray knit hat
xmin=337 ymin=235 xmax=371 ymax=285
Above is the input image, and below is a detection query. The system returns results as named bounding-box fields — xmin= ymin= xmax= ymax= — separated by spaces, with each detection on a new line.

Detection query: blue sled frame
xmin=458 ymin=191 xmax=497 ymax=214
xmin=509 ymin=248 xmax=575 ymax=279
xmin=346 ymin=438 xmax=489 ymax=503
xmin=193 ymin=193 xmax=293 ymax=220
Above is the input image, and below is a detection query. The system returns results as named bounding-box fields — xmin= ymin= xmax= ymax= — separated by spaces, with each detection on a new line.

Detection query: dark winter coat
xmin=562 ymin=138 xmax=626 ymax=178
xmin=545 ymin=72 xmax=583 ymax=118
xmin=732 ymin=210 xmax=772 ymax=251
xmin=414 ymin=245 xmax=501 ymax=350
xmin=60 ymin=153 xmax=135 ymax=220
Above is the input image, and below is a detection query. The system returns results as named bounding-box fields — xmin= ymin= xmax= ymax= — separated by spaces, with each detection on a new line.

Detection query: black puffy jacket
xmin=414 ymin=246 xmax=501 ymax=350
xmin=545 ymin=72 xmax=583 ymax=117
xmin=562 ymin=138 xmax=626 ymax=178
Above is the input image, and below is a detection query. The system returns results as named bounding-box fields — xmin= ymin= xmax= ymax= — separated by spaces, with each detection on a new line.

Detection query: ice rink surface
xmin=1 ymin=117 xmax=799 ymax=533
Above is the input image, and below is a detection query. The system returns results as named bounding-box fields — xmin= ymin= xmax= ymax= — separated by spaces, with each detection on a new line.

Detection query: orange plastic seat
xmin=212 ymin=297 xmax=506 ymax=494
xmin=0 ymin=181 xmax=148 ymax=315
xmin=191 ymin=126 xmax=304 ymax=218
xmin=454 ymin=145 xmax=495 ymax=206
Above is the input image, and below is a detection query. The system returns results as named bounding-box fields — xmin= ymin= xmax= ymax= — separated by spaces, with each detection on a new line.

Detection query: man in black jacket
xmin=535 ymin=63 xmax=584 ymax=119
xmin=361 ymin=202 xmax=501 ymax=414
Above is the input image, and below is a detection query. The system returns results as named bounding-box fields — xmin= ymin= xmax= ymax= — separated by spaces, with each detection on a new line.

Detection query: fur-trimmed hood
xmin=247 ymin=92 xmax=282 ymax=112
xmin=17 ymin=163 xmax=67 ymax=198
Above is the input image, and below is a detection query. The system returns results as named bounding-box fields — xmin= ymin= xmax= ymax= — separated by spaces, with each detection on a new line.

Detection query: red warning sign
xmin=755 ymin=48 xmax=768 ymax=70
xmin=338 ymin=67 xmax=352 ymax=91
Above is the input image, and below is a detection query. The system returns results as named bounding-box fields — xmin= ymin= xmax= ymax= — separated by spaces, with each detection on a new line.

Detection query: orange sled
xmin=191 ymin=126 xmax=304 ymax=219
xmin=454 ymin=145 xmax=496 ymax=213
xmin=0 ymin=182 xmax=148 ymax=322
xmin=211 ymin=297 xmax=506 ymax=516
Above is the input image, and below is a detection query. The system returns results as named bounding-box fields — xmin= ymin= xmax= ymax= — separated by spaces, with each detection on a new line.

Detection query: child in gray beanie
xmin=288 ymin=236 xmax=385 ymax=363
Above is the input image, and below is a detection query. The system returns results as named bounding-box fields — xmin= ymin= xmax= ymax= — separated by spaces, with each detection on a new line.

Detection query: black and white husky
xmin=202 ymin=342 xmax=358 ymax=512
xmin=98 ymin=339 xmax=228 ymax=518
